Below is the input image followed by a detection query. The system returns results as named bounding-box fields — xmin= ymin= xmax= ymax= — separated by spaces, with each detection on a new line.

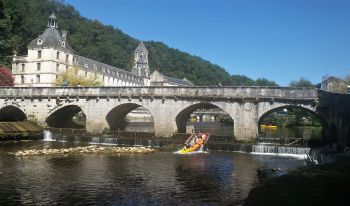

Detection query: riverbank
xmin=244 ymin=157 xmax=350 ymax=206
xmin=14 ymin=145 xmax=156 ymax=156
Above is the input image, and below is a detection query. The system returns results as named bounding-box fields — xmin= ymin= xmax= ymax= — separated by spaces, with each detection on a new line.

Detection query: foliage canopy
xmin=55 ymin=67 xmax=102 ymax=86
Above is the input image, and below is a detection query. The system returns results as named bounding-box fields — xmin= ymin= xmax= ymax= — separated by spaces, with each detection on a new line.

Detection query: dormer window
xmin=37 ymin=39 xmax=43 ymax=45
xmin=61 ymin=41 xmax=66 ymax=47
xmin=84 ymin=63 xmax=88 ymax=68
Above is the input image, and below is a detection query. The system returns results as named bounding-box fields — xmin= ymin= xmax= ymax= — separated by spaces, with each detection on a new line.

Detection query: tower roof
xmin=135 ymin=41 xmax=148 ymax=53
xmin=48 ymin=12 xmax=57 ymax=20
xmin=27 ymin=13 xmax=73 ymax=53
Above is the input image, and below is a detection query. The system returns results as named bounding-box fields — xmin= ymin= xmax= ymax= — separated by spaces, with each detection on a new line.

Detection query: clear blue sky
xmin=64 ymin=0 xmax=350 ymax=86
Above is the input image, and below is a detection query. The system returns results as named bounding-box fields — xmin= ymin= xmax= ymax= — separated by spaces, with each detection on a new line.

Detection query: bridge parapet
xmin=0 ymin=87 xmax=319 ymax=101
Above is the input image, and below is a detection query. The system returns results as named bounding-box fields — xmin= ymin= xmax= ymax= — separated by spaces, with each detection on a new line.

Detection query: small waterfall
xmin=134 ymin=138 xmax=142 ymax=146
xmin=102 ymin=138 xmax=118 ymax=145
xmin=74 ymin=136 xmax=80 ymax=144
xmin=90 ymin=137 xmax=101 ymax=144
xmin=147 ymin=140 xmax=152 ymax=147
xmin=252 ymin=144 xmax=310 ymax=157
xmin=58 ymin=135 xmax=67 ymax=143
xmin=43 ymin=130 xmax=55 ymax=141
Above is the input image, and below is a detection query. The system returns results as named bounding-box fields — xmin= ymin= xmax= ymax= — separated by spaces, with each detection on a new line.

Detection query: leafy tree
xmin=229 ymin=75 xmax=255 ymax=86
xmin=55 ymin=67 xmax=102 ymax=86
xmin=254 ymin=78 xmax=278 ymax=86
xmin=289 ymin=77 xmax=314 ymax=88
xmin=0 ymin=66 xmax=14 ymax=86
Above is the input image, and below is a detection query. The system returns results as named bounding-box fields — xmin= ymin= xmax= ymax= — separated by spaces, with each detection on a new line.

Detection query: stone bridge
xmin=0 ymin=87 xmax=348 ymax=145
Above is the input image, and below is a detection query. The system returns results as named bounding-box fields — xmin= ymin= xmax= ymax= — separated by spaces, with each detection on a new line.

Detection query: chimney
xmin=62 ymin=30 xmax=67 ymax=41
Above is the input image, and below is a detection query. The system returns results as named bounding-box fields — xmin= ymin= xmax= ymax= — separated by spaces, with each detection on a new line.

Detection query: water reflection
xmin=260 ymin=126 xmax=322 ymax=139
xmin=0 ymin=142 xmax=304 ymax=205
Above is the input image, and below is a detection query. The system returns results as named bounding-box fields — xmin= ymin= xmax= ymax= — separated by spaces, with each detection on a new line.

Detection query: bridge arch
xmin=175 ymin=102 xmax=234 ymax=135
xmin=259 ymin=105 xmax=325 ymax=125
xmin=106 ymin=103 xmax=154 ymax=132
xmin=0 ymin=105 xmax=27 ymax=121
xmin=258 ymin=104 xmax=327 ymax=138
xmin=46 ymin=105 xmax=86 ymax=128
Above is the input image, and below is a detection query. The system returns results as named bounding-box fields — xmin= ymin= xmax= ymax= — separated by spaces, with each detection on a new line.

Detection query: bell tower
xmin=47 ymin=12 xmax=58 ymax=28
xmin=132 ymin=41 xmax=150 ymax=78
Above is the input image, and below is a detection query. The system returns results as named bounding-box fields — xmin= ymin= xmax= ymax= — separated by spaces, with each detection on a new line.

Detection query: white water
xmin=90 ymin=137 xmax=101 ymax=144
xmin=90 ymin=137 xmax=119 ymax=145
xmin=251 ymin=144 xmax=310 ymax=159
xmin=102 ymin=138 xmax=118 ymax=145
xmin=43 ymin=130 xmax=55 ymax=141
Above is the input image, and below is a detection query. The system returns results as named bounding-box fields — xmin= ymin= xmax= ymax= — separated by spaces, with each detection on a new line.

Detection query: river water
xmin=0 ymin=140 xmax=305 ymax=205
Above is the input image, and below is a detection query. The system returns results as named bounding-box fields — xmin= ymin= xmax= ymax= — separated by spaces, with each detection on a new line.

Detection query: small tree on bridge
xmin=55 ymin=66 xmax=102 ymax=86
xmin=0 ymin=66 xmax=14 ymax=86
xmin=289 ymin=77 xmax=314 ymax=88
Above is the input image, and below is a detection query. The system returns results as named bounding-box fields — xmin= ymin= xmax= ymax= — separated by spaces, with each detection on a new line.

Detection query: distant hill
xmin=1 ymin=0 xmax=278 ymax=86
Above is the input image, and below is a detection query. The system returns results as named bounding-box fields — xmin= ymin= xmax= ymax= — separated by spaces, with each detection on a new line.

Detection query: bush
xmin=0 ymin=66 xmax=14 ymax=86
xmin=55 ymin=66 xmax=102 ymax=86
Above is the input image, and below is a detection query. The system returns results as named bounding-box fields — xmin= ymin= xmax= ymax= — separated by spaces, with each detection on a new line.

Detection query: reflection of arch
xmin=175 ymin=102 xmax=233 ymax=133
xmin=0 ymin=105 xmax=26 ymax=121
xmin=46 ymin=105 xmax=85 ymax=128
xmin=106 ymin=103 xmax=154 ymax=130
xmin=258 ymin=105 xmax=327 ymax=132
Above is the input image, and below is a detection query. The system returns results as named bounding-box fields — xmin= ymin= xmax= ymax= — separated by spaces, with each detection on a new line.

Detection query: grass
xmin=244 ymin=157 xmax=350 ymax=206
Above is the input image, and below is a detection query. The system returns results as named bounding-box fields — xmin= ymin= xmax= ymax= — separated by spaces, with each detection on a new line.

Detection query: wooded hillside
xmin=0 ymin=0 xmax=278 ymax=86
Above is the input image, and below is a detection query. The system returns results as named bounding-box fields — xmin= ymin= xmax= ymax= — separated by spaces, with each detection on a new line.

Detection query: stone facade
xmin=11 ymin=13 xmax=147 ymax=87
xmin=320 ymin=76 xmax=347 ymax=92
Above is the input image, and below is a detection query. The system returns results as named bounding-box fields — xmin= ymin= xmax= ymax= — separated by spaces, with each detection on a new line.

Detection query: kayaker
xmin=197 ymin=130 xmax=202 ymax=138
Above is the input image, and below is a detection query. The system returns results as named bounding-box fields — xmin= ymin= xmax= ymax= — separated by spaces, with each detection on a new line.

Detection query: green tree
xmin=289 ymin=77 xmax=314 ymax=88
xmin=55 ymin=67 xmax=102 ymax=86
xmin=254 ymin=78 xmax=279 ymax=86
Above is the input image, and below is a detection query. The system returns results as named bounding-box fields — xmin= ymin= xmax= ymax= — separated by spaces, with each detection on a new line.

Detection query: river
xmin=0 ymin=140 xmax=305 ymax=205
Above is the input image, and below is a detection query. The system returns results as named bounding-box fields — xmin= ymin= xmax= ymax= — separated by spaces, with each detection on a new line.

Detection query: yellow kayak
xmin=177 ymin=133 xmax=209 ymax=154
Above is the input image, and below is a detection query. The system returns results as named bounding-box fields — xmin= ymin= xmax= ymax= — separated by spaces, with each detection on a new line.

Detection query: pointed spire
xmin=47 ymin=12 xmax=58 ymax=28
xmin=136 ymin=41 xmax=147 ymax=52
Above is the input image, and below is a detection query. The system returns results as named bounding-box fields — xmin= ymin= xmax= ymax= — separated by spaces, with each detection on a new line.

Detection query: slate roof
xmin=164 ymin=75 xmax=193 ymax=86
xmin=73 ymin=55 xmax=143 ymax=84
xmin=151 ymin=71 xmax=193 ymax=86
xmin=27 ymin=26 xmax=73 ymax=53
xmin=321 ymin=76 xmax=346 ymax=84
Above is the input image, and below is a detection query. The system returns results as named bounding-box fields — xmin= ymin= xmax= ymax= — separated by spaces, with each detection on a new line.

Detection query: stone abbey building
xmin=12 ymin=13 xmax=193 ymax=87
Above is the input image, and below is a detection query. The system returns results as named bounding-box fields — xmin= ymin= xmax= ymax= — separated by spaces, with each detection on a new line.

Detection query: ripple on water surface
xmin=0 ymin=143 xmax=305 ymax=205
